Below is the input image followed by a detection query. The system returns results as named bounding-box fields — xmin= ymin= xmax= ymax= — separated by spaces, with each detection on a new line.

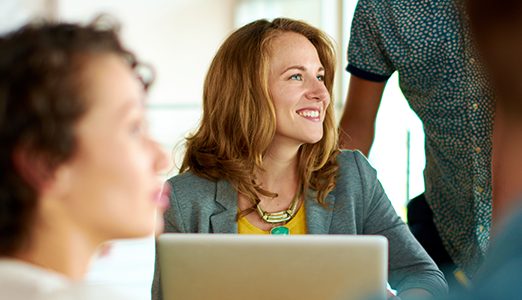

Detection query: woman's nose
xmin=150 ymin=139 xmax=170 ymax=174
xmin=306 ymin=77 xmax=330 ymax=103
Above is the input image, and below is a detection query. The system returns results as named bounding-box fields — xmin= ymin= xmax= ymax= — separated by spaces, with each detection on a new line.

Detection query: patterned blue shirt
xmin=346 ymin=0 xmax=495 ymax=277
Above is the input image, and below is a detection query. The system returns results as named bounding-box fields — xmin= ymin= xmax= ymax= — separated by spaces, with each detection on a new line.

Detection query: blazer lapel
xmin=305 ymin=190 xmax=336 ymax=234
xmin=210 ymin=179 xmax=238 ymax=233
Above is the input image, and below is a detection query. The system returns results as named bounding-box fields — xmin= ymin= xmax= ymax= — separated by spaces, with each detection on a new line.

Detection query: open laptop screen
xmin=158 ymin=234 xmax=388 ymax=300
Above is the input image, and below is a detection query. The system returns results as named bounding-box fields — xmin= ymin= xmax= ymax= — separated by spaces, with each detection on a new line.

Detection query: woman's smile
xmin=296 ymin=106 xmax=322 ymax=121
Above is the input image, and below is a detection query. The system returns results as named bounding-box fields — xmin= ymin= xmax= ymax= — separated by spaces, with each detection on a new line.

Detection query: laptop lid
xmin=158 ymin=234 xmax=388 ymax=300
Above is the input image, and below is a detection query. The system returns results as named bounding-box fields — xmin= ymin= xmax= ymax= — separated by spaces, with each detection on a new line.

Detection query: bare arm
xmin=491 ymin=99 xmax=522 ymax=225
xmin=338 ymin=75 xmax=386 ymax=156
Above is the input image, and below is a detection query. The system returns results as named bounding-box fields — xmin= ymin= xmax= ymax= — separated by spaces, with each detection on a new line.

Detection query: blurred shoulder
xmin=0 ymin=259 xmax=69 ymax=300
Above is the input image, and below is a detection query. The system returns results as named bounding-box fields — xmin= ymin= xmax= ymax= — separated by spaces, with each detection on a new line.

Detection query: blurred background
xmin=0 ymin=0 xmax=424 ymax=298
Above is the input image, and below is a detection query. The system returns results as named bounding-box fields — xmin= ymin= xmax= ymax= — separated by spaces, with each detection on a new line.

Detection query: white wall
xmin=57 ymin=0 xmax=235 ymax=172
xmin=0 ymin=0 xmax=53 ymax=35
xmin=58 ymin=0 xmax=234 ymax=106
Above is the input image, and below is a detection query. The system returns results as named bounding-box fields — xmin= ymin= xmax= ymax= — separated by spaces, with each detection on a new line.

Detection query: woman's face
xmin=267 ymin=31 xmax=330 ymax=148
xmin=53 ymin=54 xmax=169 ymax=243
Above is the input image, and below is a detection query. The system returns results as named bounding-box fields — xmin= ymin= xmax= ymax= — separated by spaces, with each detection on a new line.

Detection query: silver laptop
xmin=158 ymin=234 xmax=388 ymax=300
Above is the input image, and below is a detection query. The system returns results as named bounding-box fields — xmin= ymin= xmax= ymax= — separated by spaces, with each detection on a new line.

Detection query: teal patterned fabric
xmin=346 ymin=0 xmax=495 ymax=278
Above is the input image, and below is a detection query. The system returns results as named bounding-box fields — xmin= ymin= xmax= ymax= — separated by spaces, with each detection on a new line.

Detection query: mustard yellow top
xmin=238 ymin=204 xmax=307 ymax=234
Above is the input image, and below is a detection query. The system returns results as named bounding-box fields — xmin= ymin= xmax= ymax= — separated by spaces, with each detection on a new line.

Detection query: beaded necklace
xmin=255 ymin=183 xmax=302 ymax=235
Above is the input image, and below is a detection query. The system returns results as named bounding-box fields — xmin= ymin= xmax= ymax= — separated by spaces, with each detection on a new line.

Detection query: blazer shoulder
xmin=167 ymin=170 xmax=213 ymax=185
xmin=166 ymin=171 xmax=217 ymax=199
xmin=337 ymin=149 xmax=369 ymax=167
xmin=336 ymin=150 xmax=377 ymax=181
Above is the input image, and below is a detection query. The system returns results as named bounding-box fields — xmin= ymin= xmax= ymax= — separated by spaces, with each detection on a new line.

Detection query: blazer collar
xmin=210 ymin=179 xmax=238 ymax=233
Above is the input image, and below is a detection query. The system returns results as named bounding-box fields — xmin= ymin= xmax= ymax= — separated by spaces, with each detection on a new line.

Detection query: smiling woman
xmin=153 ymin=18 xmax=448 ymax=300
xmin=0 ymin=19 xmax=169 ymax=299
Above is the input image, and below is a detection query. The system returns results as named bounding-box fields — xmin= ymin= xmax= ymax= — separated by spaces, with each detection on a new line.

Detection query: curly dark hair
xmin=0 ymin=18 xmax=142 ymax=256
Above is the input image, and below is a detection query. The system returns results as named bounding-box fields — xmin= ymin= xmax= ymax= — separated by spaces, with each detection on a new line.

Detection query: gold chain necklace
xmin=255 ymin=183 xmax=302 ymax=234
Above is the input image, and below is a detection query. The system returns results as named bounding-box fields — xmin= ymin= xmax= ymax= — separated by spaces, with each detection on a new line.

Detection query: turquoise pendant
xmin=270 ymin=226 xmax=289 ymax=235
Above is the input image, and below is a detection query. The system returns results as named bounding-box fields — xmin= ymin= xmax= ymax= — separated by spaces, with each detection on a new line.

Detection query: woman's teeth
xmin=298 ymin=110 xmax=319 ymax=118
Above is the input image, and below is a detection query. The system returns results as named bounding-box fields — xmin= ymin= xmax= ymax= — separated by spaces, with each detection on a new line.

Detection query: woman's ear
xmin=12 ymin=145 xmax=71 ymax=196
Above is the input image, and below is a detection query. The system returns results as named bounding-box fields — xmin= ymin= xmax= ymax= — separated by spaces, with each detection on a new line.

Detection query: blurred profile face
xmin=55 ymin=54 xmax=169 ymax=243
xmin=267 ymin=31 xmax=330 ymax=148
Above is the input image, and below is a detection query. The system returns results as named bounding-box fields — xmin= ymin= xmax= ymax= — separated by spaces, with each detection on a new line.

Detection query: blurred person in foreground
xmin=440 ymin=1 xmax=522 ymax=298
xmin=152 ymin=18 xmax=447 ymax=300
xmin=0 ymin=19 xmax=169 ymax=299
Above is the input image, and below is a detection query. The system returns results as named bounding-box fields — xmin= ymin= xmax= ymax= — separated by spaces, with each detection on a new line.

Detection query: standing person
xmin=152 ymin=18 xmax=448 ymax=300
xmin=0 ymin=20 xmax=169 ymax=299
xmin=339 ymin=0 xmax=495 ymax=287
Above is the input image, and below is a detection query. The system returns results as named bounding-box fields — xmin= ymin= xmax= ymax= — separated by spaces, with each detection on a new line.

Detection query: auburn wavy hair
xmin=180 ymin=18 xmax=340 ymax=217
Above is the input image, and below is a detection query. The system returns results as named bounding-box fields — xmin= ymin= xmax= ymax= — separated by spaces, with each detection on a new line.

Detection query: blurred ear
xmin=12 ymin=145 xmax=71 ymax=196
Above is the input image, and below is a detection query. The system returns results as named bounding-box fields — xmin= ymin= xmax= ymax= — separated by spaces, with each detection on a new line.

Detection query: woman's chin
xmin=305 ymin=134 xmax=324 ymax=145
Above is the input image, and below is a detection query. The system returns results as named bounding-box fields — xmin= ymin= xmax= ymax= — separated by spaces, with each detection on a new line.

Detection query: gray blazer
xmin=152 ymin=151 xmax=448 ymax=299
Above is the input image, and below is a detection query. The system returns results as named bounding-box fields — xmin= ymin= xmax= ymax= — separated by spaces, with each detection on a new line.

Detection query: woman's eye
xmin=290 ymin=74 xmax=302 ymax=80
xmin=317 ymin=75 xmax=325 ymax=82
xmin=130 ymin=121 xmax=146 ymax=136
